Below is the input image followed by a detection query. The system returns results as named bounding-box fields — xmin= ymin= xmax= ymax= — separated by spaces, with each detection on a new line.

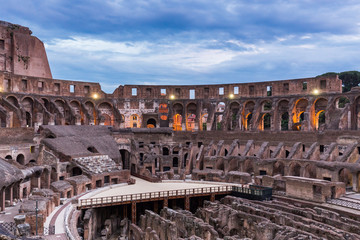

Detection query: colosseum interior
xmin=1 ymin=20 xmax=360 ymax=240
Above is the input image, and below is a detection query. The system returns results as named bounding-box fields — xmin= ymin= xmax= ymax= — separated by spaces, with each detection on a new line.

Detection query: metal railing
xmin=79 ymin=185 xmax=233 ymax=208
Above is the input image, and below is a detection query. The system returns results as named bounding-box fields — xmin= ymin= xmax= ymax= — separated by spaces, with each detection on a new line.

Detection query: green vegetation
xmin=317 ymin=71 xmax=360 ymax=92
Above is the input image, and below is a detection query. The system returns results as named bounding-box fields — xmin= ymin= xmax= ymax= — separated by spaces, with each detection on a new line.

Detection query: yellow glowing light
xmin=92 ymin=93 xmax=99 ymax=99
xmin=229 ymin=94 xmax=234 ymax=99
xmin=170 ymin=95 xmax=175 ymax=100
xmin=313 ymin=89 xmax=319 ymax=95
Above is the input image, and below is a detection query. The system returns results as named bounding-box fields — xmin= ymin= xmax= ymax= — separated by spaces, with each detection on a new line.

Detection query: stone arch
xmin=146 ymin=118 xmax=156 ymax=128
xmin=261 ymin=100 xmax=272 ymax=112
xmin=162 ymin=147 xmax=169 ymax=155
xmin=243 ymin=101 xmax=255 ymax=130
xmin=304 ymin=164 xmax=317 ymax=178
xmin=120 ymin=149 xmax=130 ymax=169
xmin=244 ymin=159 xmax=254 ymax=173
xmin=16 ymin=154 xmax=25 ymax=165
xmin=98 ymin=102 xmax=113 ymax=126
xmin=6 ymin=95 xmax=20 ymax=108
xmin=339 ymin=168 xmax=352 ymax=188
xmin=5 ymin=155 xmax=12 ymax=160
xmin=216 ymin=102 xmax=225 ymax=112
xmin=273 ymin=161 xmax=285 ymax=176
xmin=336 ymin=96 xmax=350 ymax=109
xmin=41 ymin=97 xmax=50 ymax=111
xmin=261 ymin=113 xmax=271 ymax=130
xmin=173 ymin=114 xmax=182 ymax=131
xmin=186 ymin=103 xmax=197 ymax=131
xmin=313 ymin=98 xmax=328 ymax=130
xmin=288 ymin=162 xmax=301 ymax=176
xmin=316 ymin=110 xmax=325 ymax=130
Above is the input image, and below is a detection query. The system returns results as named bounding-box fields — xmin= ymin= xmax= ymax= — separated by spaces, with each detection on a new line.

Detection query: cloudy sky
xmin=1 ymin=0 xmax=360 ymax=93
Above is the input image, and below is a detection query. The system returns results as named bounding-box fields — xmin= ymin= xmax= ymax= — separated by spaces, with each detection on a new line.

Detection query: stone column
xmin=185 ymin=196 xmax=190 ymax=211
xmin=163 ymin=198 xmax=168 ymax=208
xmin=352 ymin=173 xmax=359 ymax=192
xmin=210 ymin=194 xmax=215 ymax=202
xmin=0 ymin=188 xmax=5 ymax=211
xmin=131 ymin=202 xmax=136 ymax=224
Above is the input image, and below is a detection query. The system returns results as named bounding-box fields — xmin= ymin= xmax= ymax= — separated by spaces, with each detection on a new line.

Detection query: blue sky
xmin=1 ymin=0 xmax=360 ymax=93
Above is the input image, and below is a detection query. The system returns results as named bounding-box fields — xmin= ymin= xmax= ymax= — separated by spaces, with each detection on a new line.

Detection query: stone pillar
xmin=210 ymin=194 xmax=215 ymax=202
xmin=185 ymin=196 xmax=190 ymax=211
xmin=163 ymin=198 xmax=168 ymax=208
xmin=352 ymin=173 xmax=359 ymax=192
xmin=8 ymin=186 xmax=13 ymax=206
xmin=0 ymin=188 xmax=5 ymax=211
xmin=131 ymin=202 xmax=136 ymax=224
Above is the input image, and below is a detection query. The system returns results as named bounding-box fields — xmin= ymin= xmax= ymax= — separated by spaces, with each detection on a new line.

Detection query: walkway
xmin=327 ymin=193 xmax=360 ymax=211
xmin=79 ymin=178 xmax=234 ymax=208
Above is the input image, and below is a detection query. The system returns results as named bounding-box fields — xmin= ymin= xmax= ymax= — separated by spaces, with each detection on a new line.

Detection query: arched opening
xmin=173 ymin=157 xmax=178 ymax=167
xmin=262 ymin=113 xmax=271 ymax=130
xmin=130 ymin=114 xmax=140 ymax=128
xmin=337 ymin=96 xmax=350 ymax=109
xmin=146 ymin=118 xmax=156 ymax=128
xmin=25 ymin=112 xmax=32 ymax=127
xmin=173 ymin=114 xmax=182 ymax=131
xmin=304 ymin=164 xmax=317 ymax=178
xmin=162 ymin=147 xmax=169 ymax=155
xmin=273 ymin=161 xmax=285 ymax=175
xmin=120 ymin=149 xmax=130 ymax=169
xmin=201 ymin=113 xmax=208 ymax=131
xmin=289 ymin=162 xmax=301 ymax=176
xmin=186 ymin=113 xmax=196 ymax=131
xmin=16 ymin=154 xmax=25 ymax=165
xmin=244 ymin=160 xmax=254 ymax=173
xmin=316 ymin=110 xmax=325 ymax=130
xmin=6 ymin=96 xmax=19 ymax=107
xmin=98 ymin=102 xmax=113 ymax=126
xmin=243 ymin=101 xmax=255 ymax=131
xmin=5 ymin=155 xmax=12 ymax=160
xmin=72 ymin=167 xmax=83 ymax=176
xmin=101 ymin=113 xmax=112 ymax=126
xmin=87 ymin=146 xmax=98 ymax=153
xmin=262 ymin=101 xmax=272 ymax=111
xmin=184 ymin=153 xmax=188 ymax=168
xmin=224 ymin=149 xmax=228 ymax=156
xmin=339 ymin=168 xmax=352 ymax=188
xmin=186 ymin=103 xmax=197 ymax=131
xmin=281 ymin=112 xmax=289 ymax=131
xmin=216 ymin=102 xmax=225 ymax=112
xmin=245 ymin=113 xmax=252 ymax=130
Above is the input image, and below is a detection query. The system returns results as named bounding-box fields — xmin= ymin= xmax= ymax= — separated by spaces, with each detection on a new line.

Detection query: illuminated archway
xmin=173 ymin=114 xmax=182 ymax=131
xmin=130 ymin=114 xmax=140 ymax=128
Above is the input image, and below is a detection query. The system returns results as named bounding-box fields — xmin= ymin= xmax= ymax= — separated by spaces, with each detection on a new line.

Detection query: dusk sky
xmin=1 ymin=0 xmax=360 ymax=93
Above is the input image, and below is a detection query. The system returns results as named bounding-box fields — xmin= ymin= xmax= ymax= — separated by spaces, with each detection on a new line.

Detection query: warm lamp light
xmin=313 ymin=89 xmax=319 ymax=95
xmin=92 ymin=93 xmax=99 ymax=99
xmin=229 ymin=94 xmax=234 ymax=99
xmin=170 ymin=95 xmax=175 ymax=100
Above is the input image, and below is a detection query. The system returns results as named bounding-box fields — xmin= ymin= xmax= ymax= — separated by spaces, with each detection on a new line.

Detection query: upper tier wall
xmin=0 ymin=71 xmax=342 ymax=99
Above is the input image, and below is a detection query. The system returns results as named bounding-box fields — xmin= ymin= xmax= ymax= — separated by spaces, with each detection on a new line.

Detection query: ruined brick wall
xmin=0 ymin=21 xmax=52 ymax=78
